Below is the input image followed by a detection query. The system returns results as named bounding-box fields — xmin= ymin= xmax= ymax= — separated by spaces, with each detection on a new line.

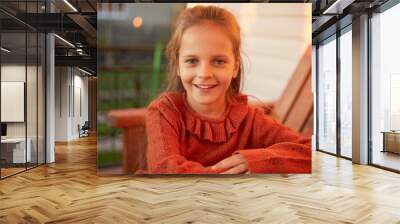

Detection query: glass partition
xmin=339 ymin=27 xmax=352 ymax=158
xmin=1 ymin=30 xmax=28 ymax=178
xmin=0 ymin=1 xmax=46 ymax=179
xmin=317 ymin=35 xmax=337 ymax=154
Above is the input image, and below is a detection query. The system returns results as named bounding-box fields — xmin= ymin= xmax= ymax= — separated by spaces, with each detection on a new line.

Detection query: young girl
xmin=145 ymin=5 xmax=311 ymax=174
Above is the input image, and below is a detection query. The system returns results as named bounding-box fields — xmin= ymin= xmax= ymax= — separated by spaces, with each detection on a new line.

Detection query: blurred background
xmin=97 ymin=3 xmax=185 ymax=173
xmin=97 ymin=3 xmax=311 ymax=174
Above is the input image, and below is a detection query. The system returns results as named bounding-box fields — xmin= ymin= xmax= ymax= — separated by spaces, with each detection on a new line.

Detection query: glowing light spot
xmin=132 ymin=17 xmax=143 ymax=29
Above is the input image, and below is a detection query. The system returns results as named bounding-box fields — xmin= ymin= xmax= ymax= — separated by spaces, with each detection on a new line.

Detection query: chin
xmin=192 ymin=94 xmax=220 ymax=105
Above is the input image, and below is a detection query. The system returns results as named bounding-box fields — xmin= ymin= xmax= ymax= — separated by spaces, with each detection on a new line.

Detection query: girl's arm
xmin=145 ymin=104 xmax=217 ymax=174
xmin=235 ymin=108 xmax=311 ymax=174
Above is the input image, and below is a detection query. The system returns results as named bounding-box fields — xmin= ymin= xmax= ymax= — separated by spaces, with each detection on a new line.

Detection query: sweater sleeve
xmin=236 ymin=108 xmax=311 ymax=174
xmin=145 ymin=101 xmax=218 ymax=174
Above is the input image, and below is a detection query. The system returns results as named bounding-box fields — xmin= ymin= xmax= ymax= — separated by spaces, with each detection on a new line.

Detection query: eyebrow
xmin=182 ymin=55 xmax=197 ymax=58
xmin=182 ymin=54 xmax=229 ymax=58
xmin=213 ymin=55 xmax=229 ymax=58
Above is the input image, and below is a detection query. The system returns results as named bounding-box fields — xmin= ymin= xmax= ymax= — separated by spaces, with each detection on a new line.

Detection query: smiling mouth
xmin=193 ymin=84 xmax=218 ymax=89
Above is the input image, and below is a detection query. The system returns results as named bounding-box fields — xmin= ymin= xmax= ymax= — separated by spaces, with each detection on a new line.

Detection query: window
xmin=370 ymin=2 xmax=400 ymax=171
xmin=339 ymin=27 xmax=352 ymax=158
xmin=317 ymin=35 xmax=337 ymax=154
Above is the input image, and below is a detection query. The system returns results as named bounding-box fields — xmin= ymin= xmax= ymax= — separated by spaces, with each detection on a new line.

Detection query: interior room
xmin=0 ymin=0 xmax=97 ymax=179
xmin=313 ymin=0 xmax=400 ymax=172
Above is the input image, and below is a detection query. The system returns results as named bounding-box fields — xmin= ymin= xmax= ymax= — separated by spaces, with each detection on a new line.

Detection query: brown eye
xmin=185 ymin=58 xmax=198 ymax=64
xmin=214 ymin=59 xmax=226 ymax=65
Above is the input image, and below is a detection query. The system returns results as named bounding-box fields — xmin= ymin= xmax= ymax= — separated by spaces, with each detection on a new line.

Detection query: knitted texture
xmin=144 ymin=92 xmax=311 ymax=174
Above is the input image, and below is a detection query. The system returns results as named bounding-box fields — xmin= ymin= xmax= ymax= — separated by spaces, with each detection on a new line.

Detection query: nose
xmin=197 ymin=63 xmax=213 ymax=79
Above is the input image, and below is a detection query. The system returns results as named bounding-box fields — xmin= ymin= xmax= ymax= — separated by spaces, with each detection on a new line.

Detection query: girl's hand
xmin=211 ymin=153 xmax=249 ymax=174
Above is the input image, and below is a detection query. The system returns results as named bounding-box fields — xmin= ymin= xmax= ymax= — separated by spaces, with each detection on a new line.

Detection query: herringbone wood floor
xmin=1 ymin=135 xmax=400 ymax=224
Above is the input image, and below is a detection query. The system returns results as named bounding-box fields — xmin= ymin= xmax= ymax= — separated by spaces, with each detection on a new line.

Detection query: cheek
xmin=178 ymin=68 xmax=194 ymax=85
xmin=217 ymin=70 xmax=235 ymax=86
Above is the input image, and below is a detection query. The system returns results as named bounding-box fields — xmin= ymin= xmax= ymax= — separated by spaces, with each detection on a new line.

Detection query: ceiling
xmin=0 ymin=0 xmax=97 ymax=74
xmin=311 ymin=0 xmax=390 ymax=43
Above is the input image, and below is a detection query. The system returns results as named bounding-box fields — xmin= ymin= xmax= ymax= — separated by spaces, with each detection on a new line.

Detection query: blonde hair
xmin=165 ymin=5 xmax=243 ymax=101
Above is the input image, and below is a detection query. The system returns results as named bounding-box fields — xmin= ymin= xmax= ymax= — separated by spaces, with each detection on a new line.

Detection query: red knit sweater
xmin=145 ymin=92 xmax=311 ymax=174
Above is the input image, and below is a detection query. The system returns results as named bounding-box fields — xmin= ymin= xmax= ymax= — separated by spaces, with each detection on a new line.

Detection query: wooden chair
xmin=107 ymin=108 xmax=148 ymax=173
xmin=270 ymin=45 xmax=313 ymax=136
xmin=107 ymin=45 xmax=313 ymax=174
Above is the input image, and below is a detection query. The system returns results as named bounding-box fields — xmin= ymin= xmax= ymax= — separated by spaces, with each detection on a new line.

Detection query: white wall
xmin=55 ymin=67 xmax=68 ymax=141
xmin=188 ymin=3 xmax=312 ymax=102
xmin=1 ymin=66 xmax=26 ymax=139
xmin=1 ymin=64 xmax=46 ymax=164
xmin=1 ymin=65 xmax=36 ymax=138
xmin=72 ymin=73 xmax=89 ymax=138
xmin=1 ymin=65 xmax=26 ymax=81
xmin=54 ymin=67 xmax=89 ymax=141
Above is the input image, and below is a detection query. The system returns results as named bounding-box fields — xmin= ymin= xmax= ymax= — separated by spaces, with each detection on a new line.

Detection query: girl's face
xmin=178 ymin=22 xmax=239 ymax=112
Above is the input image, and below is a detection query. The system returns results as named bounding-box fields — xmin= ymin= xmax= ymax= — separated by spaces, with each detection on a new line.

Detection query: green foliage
xmin=97 ymin=42 xmax=168 ymax=142
xmin=97 ymin=123 xmax=121 ymax=137
xmin=97 ymin=99 xmax=140 ymax=113
xmin=97 ymin=150 xmax=123 ymax=167
xmin=98 ymin=69 xmax=167 ymax=109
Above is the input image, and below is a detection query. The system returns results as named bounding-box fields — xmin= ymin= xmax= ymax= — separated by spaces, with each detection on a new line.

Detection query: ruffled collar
xmin=177 ymin=92 xmax=249 ymax=143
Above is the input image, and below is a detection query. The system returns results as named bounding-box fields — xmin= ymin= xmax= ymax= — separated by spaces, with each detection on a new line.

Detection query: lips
xmin=193 ymin=84 xmax=218 ymax=89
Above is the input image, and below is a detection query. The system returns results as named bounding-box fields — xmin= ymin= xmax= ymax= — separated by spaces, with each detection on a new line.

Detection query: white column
xmin=352 ymin=14 xmax=369 ymax=164
xmin=45 ymin=0 xmax=55 ymax=163
xmin=46 ymin=32 xmax=55 ymax=163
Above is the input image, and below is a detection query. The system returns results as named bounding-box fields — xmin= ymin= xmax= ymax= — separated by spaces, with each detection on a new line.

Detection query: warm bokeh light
xmin=132 ymin=16 xmax=143 ymax=29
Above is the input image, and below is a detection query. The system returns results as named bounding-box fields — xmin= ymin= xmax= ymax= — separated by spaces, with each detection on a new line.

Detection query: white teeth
xmin=194 ymin=84 xmax=217 ymax=89
xmin=194 ymin=84 xmax=216 ymax=89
